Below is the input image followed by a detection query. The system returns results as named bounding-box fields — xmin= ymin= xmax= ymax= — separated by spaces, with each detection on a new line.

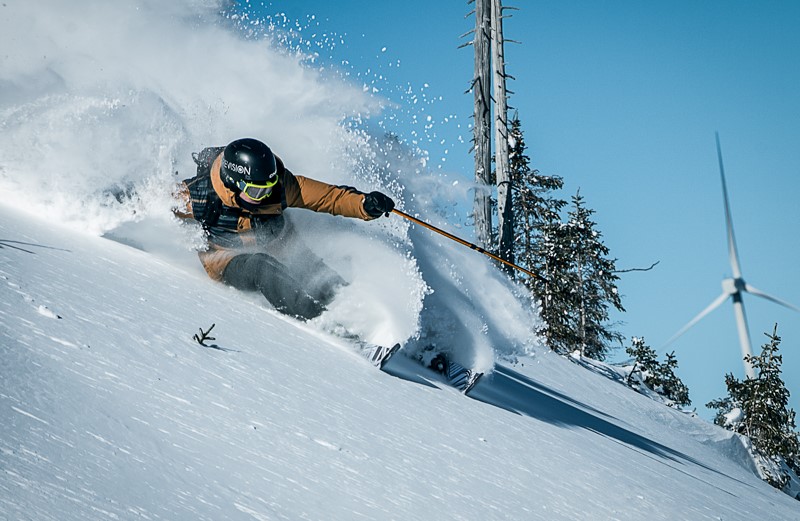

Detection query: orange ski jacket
xmin=175 ymin=152 xmax=374 ymax=280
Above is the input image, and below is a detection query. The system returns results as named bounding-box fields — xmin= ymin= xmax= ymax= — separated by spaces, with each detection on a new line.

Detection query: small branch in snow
xmin=193 ymin=324 xmax=216 ymax=347
xmin=191 ymin=324 xmax=237 ymax=352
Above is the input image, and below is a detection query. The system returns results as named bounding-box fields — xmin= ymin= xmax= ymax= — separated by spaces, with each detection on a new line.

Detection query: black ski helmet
xmin=219 ymin=138 xmax=279 ymax=191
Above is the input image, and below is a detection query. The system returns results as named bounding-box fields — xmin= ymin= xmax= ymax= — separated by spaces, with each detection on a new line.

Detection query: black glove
xmin=363 ymin=191 xmax=395 ymax=218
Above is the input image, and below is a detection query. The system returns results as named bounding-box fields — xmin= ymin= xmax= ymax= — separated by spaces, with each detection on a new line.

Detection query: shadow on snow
xmin=385 ymin=355 xmax=753 ymax=496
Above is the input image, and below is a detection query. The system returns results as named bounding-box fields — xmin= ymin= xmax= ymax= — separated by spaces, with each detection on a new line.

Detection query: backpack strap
xmin=202 ymin=186 xmax=224 ymax=230
xmin=188 ymin=146 xmax=227 ymax=228
xmin=192 ymin=146 xmax=226 ymax=174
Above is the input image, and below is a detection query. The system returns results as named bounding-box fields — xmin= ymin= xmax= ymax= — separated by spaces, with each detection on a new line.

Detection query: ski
xmin=428 ymin=353 xmax=484 ymax=395
xmin=364 ymin=343 xmax=484 ymax=395
xmin=462 ymin=371 xmax=484 ymax=395
xmin=366 ymin=342 xmax=402 ymax=369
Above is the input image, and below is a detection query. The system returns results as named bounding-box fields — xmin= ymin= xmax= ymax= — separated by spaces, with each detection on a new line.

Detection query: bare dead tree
xmin=472 ymin=0 xmax=493 ymax=249
xmin=492 ymin=0 xmax=513 ymax=271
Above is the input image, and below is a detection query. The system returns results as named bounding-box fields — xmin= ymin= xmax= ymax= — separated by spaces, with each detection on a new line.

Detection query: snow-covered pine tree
xmin=558 ymin=191 xmax=624 ymax=360
xmin=743 ymin=326 xmax=800 ymax=480
xmin=487 ymin=114 xmax=570 ymax=347
xmin=506 ymin=114 xmax=566 ymax=280
xmin=706 ymin=374 xmax=743 ymax=429
xmin=489 ymin=114 xmax=566 ymax=261
xmin=626 ymin=337 xmax=659 ymax=387
xmin=488 ymin=117 xmax=622 ymax=359
xmin=625 ymin=339 xmax=690 ymax=407
xmin=531 ymin=220 xmax=578 ymax=353
xmin=706 ymin=325 xmax=800 ymax=491
xmin=654 ymin=351 xmax=691 ymax=407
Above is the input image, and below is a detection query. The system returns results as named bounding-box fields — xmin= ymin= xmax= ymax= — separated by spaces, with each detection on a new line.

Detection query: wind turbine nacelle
xmin=722 ymin=277 xmax=745 ymax=295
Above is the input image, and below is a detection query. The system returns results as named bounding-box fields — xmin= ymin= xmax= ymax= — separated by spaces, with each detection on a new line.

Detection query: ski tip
xmin=377 ymin=343 xmax=402 ymax=369
xmin=462 ymin=371 xmax=484 ymax=395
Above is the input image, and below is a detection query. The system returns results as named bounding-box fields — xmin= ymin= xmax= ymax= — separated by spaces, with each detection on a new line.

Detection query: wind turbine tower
xmin=665 ymin=133 xmax=799 ymax=378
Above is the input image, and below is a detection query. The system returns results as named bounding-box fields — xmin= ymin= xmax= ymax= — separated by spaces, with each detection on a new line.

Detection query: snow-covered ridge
xmin=1 ymin=203 xmax=796 ymax=520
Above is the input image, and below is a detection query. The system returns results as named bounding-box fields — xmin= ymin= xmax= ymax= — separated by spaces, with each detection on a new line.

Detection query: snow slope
xmin=2 ymin=204 xmax=797 ymax=520
xmin=1 ymin=1 xmax=798 ymax=519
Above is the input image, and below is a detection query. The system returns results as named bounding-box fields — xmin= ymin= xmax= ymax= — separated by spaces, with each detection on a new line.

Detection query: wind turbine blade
xmin=731 ymin=292 xmax=755 ymax=378
xmin=663 ymin=292 xmax=730 ymax=347
xmin=744 ymin=283 xmax=800 ymax=312
xmin=716 ymin=132 xmax=743 ymax=279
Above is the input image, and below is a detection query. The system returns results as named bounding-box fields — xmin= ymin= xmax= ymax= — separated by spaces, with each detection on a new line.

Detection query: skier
xmin=174 ymin=137 xmax=395 ymax=320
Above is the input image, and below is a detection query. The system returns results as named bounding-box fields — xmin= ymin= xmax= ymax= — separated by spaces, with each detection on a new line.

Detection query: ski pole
xmin=391 ymin=209 xmax=547 ymax=282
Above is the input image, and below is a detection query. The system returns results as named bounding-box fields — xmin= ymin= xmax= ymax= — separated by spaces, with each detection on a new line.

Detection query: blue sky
xmin=245 ymin=1 xmax=800 ymax=419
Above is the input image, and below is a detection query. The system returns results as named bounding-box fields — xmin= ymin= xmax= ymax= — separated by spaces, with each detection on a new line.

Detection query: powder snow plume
xmin=0 ymin=0 xmax=541 ymax=364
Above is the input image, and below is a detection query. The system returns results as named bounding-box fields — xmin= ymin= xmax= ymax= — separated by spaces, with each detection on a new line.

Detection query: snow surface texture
xmin=1 ymin=1 xmax=797 ymax=519
xmin=1 ymin=204 xmax=796 ymax=520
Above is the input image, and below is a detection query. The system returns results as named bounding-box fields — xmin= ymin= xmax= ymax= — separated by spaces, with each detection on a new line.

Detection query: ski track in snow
xmin=1 ymin=205 xmax=797 ymax=520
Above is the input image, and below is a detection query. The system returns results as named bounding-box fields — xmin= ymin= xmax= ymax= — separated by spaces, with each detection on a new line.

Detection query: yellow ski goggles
xmin=236 ymin=176 xmax=279 ymax=201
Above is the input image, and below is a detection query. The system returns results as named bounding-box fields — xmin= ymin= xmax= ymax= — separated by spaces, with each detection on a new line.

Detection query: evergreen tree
xmin=489 ymin=115 xmax=571 ymax=349
xmin=506 ymin=115 xmax=567 ymax=273
xmin=706 ymin=374 xmax=743 ymax=429
xmin=625 ymin=338 xmax=691 ymax=407
xmin=532 ymin=220 xmax=579 ymax=352
xmin=654 ymin=352 xmax=691 ymax=407
xmin=626 ymin=337 xmax=659 ymax=387
xmin=554 ymin=192 xmax=624 ymax=360
xmin=488 ymin=115 xmax=623 ymax=359
xmin=743 ymin=326 xmax=800 ymax=470
xmin=707 ymin=325 xmax=800 ymax=490
xmin=489 ymin=114 xmax=566 ymax=263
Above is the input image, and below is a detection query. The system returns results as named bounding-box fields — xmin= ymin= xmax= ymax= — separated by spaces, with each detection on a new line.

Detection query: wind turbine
xmin=664 ymin=133 xmax=799 ymax=378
